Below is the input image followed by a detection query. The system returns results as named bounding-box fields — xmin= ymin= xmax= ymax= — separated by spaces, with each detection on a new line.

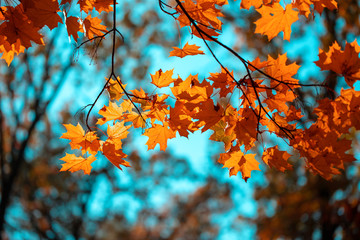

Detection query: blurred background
xmin=1 ymin=0 xmax=360 ymax=239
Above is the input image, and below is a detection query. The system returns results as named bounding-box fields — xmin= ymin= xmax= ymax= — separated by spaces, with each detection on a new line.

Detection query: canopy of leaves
xmin=1 ymin=0 xmax=359 ymax=182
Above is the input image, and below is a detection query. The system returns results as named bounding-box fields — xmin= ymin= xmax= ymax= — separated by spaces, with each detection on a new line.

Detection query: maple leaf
xmin=25 ymin=0 xmax=62 ymax=30
xmin=191 ymin=24 xmax=220 ymax=41
xmin=92 ymin=0 xmax=114 ymax=13
xmin=148 ymin=94 xmax=170 ymax=122
xmin=262 ymin=146 xmax=293 ymax=172
xmin=169 ymin=42 xmax=205 ymax=58
xmin=248 ymin=57 xmax=269 ymax=72
xmin=292 ymin=0 xmax=312 ymax=17
xmin=120 ymin=100 xmax=134 ymax=113
xmin=255 ymin=3 xmax=299 ymax=41
xmin=286 ymin=105 xmax=304 ymax=122
xmin=264 ymin=91 xmax=296 ymax=113
xmin=208 ymin=68 xmax=236 ymax=98
xmin=78 ymin=0 xmax=94 ymax=13
xmin=130 ymin=88 xmax=149 ymax=106
xmin=266 ymin=112 xmax=295 ymax=136
xmin=144 ymin=124 xmax=176 ymax=151
xmin=65 ymin=16 xmax=81 ymax=41
xmin=97 ymin=101 xmax=124 ymax=125
xmin=106 ymin=121 xmax=130 ymax=150
xmin=219 ymin=147 xmax=260 ymax=182
xmin=233 ymin=108 xmax=258 ymax=150
xmin=0 ymin=40 xmax=25 ymax=66
xmin=169 ymin=101 xmax=195 ymax=137
xmin=0 ymin=6 xmax=44 ymax=48
xmin=209 ymin=120 xmax=235 ymax=151
xmin=265 ymin=53 xmax=300 ymax=90
xmin=304 ymin=134 xmax=354 ymax=180
xmin=79 ymin=131 xmax=101 ymax=154
xmin=124 ymin=110 xmax=147 ymax=128
xmin=315 ymin=40 xmax=360 ymax=88
xmin=240 ymin=0 xmax=267 ymax=10
xmin=106 ymin=76 xmax=127 ymax=101
xmin=150 ymin=69 xmax=176 ymax=88
xmin=194 ymin=99 xmax=223 ymax=132
xmin=171 ymin=74 xmax=213 ymax=109
xmin=60 ymin=123 xmax=85 ymax=150
xmin=78 ymin=0 xmax=114 ymax=13
xmin=81 ymin=15 xmax=107 ymax=39
xmin=102 ymin=141 xmax=130 ymax=170
xmin=176 ymin=0 xmax=224 ymax=30
xmin=60 ymin=153 xmax=97 ymax=175
xmin=312 ymin=0 xmax=337 ymax=14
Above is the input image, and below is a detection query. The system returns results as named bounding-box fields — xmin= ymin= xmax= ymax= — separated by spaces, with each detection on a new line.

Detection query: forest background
xmin=1 ymin=0 xmax=360 ymax=239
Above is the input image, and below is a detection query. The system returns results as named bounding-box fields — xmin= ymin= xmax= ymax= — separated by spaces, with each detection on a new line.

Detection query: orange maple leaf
xmin=144 ymin=124 xmax=176 ymax=151
xmin=191 ymin=24 xmax=220 ymax=41
xmin=171 ymin=74 xmax=213 ymax=108
xmin=130 ymin=88 xmax=149 ymax=105
xmin=208 ymin=68 xmax=236 ymax=98
xmin=265 ymin=53 xmax=300 ymax=90
xmin=60 ymin=123 xmax=85 ymax=150
xmin=233 ymin=108 xmax=258 ymax=150
xmin=248 ymin=56 xmax=269 ymax=71
xmin=1 ymin=6 xmax=44 ymax=48
xmin=106 ymin=121 xmax=130 ymax=150
xmin=194 ymin=99 xmax=223 ymax=132
xmin=292 ymin=0 xmax=313 ymax=17
xmin=150 ymin=69 xmax=176 ymax=88
xmin=78 ymin=0 xmax=114 ymax=13
xmin=240 ymin=0 xmax=261 ymax=10
xmin=60 ymin=153 xmax=97 ymax=175
xmin=209 ymin=120 xmax=235 ymax=151
xmin=264 ymin=91 xmax=296 ymax=113
xmin=0 ymin=40 xmax=25 ymax=66
xmin=79 ymin=131 xmax=101 ymax=154
xmin=169 ymin=42 xmax=205 ymax=58
xmin=219 ymin=147 xmax=260 ymax=181
xmin=78 ymin=0 xmax=94 ymax=13
xmin=255 ymin=3 xmax=299 ymax=41
xmin=124 ymin=110 xmax=147 ymax=128
xmin=65 ymin=16 xmax=81 ymax=41
xmin=102 ymin=141 xmax=130 ymax=170
xmin=169 ymin=101 xmax=195 ymax=137
xmin=106 ymin=76 xmax=127 ymax=101
xmin=93 ymin=0 xmax=114 ymax=13
xmin=312 ymin=0 xmax=337 ymax=14
xmin=315 ymin=40 xmax=360 ymax=88
xmin=97 ymin=101 xmax=124 ymax=125
xmin=147 ymin=94 xmax=169 ymax=122
xmin=176 ymin=0 xmax=224 ymax=30
xmin=81 ymin=15 xmax=107 ymax=39
xmin=25 ymin=0 xmax=62 ymax=30
xmin=262 ymin=146 xmax=293 ymax=172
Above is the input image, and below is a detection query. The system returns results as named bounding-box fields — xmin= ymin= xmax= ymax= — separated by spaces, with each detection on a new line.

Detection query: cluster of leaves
xmin=0 ymin=0 xmax=110 ymax=65
xmin=1 ymin=0 xmax=359 ymax=181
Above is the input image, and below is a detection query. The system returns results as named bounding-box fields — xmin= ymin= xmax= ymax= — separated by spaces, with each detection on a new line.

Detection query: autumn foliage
xmin=1 ymin=0 xmax=358 ymax=181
